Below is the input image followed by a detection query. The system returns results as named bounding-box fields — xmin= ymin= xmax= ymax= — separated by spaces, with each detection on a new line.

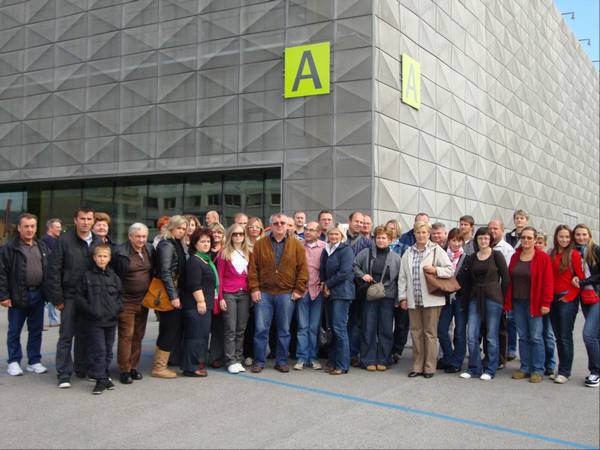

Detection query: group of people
xmin=0 ymin=206 xmax=598 ymax=395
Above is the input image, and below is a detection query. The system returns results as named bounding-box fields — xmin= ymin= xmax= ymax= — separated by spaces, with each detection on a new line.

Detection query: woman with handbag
xmin=353 ymin=226 xmax=401 ymax=371
xmin=398 ymin=221 xmax=454 ymax=378
xmin=457 ymin=227 xmax=509 ymax=381
xmin=320 ymin=224 xmax=355 ymax=375
xmin=504 ymin=226 xmax=553 ymax=384
xmin=573 ymin=224 xmax=600 ymax=388
xmin=151 ymin=215 xmax=187 ymax=379
xmin=180 ymin=228 xmax=218 ymax=377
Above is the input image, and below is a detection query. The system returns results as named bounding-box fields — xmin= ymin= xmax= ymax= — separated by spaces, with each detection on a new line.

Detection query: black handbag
xmin=318 ymin=299 xmax=332 ymax=348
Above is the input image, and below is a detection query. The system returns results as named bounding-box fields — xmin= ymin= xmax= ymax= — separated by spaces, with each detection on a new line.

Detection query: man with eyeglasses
xmin=248 ymin=213 xmax=308 ymax=373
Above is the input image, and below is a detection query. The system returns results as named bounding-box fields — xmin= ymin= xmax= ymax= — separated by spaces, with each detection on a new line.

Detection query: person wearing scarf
xmin=180 ymin=228 xmax=218 ymax=377
xmin=573 ymin=224 xmax=600 ymax=388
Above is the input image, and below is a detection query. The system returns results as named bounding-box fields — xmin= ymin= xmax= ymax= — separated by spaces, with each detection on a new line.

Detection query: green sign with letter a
xmin=284 ymin=42 xmax=331 ymax=99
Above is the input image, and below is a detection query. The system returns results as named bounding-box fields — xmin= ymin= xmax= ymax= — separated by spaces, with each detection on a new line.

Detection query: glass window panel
xmin=222 ymin=172 xmax=263 ymax=225
xmin=264 ymin=170 xmax=281 ymax=222
xmin=114 ymin=181 xmax=148 ymax=243
xmin=147 ymin=177 xmax=184 ymax=229
xmin=183 ymin=174 xmax=222 ymax=220
xmin=0 ymin=190 xmax=25 ymax=244
xmin=51 ymin=185 xmax=83 ymax=233
xmin=25 ymin=186 xmax=52 ymax=240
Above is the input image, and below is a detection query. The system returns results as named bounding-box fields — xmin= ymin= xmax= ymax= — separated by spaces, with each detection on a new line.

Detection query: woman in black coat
xmin=181 ymin=228 xmax=218 ymax=377
xmin=151 ymin=215 xmax=187 ymax=379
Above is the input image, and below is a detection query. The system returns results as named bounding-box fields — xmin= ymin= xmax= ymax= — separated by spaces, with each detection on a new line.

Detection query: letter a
xmin=292 ymin=51 xmax=322 ymax=91
xmin=405 ymin=66 xmax=417 ymax=103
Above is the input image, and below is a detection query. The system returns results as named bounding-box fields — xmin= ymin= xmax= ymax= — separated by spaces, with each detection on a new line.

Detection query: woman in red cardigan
xmin=504 ymin=226 xmax=553 ymax=383
xmin=549 ymin=225 xmax=585 ymax=384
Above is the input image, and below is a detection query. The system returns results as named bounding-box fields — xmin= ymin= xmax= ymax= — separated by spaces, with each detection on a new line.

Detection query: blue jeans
xmin=328 ymin=299 xmax=351 ymax=371
xmin=506 ymin=310 xmax=517 ymax=355
xmin=360 ymin=298 xmax=394 ymax=366
xmin=253 ymin=292 xmax=295 ymax=366
xmin=466 ymin=299 xmax=503 ymax=377
xmin=7 ymin=290 xmax=45 ymax=365
xmin=512 ymin=299 xmax=544 ymax=375
xmin=46 ymin=302 xmax=60 ymax=326
xmin=581 ymin=301 xmax=600 ymax=375
xmin=296 ymin=293 xmax=323 ymax=363
xmin=437 ymin=299 xmax=467 ymax=369
xmin=348 ymin=298 xmax=362 ymax=359
xmin=550 ymin=295 xmax=579 ymax=377
xmin=542 ymin=314 xmax=556 ymax=371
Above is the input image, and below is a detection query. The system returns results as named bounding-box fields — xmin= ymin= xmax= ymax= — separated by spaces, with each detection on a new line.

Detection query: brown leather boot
xmin=151 ymin=347 xmax=177 ymax=379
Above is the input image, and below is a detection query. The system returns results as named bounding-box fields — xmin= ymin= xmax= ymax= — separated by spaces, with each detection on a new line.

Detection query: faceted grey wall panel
xmin=373 ymin=0 xmax=600 ymax=236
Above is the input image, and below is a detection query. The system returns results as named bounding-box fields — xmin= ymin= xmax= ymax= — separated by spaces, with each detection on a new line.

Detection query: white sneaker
xmin=236 ymin=363 xmax=246 ymax=373
xmin=459 ymin=372 xmax=471 ymax=379
xmin=554 ymin=374 xmax=569 ymax=384
xmin=26 ymin=363 xmax=48 ymax=374
xmin=7 ymin=362 xmax=23 ymax=376
xmin=480 ymin=373 xmax=492 ymax=381
xmin=312 ymin=361 xmax=322 ymax=370
xmin=227 ymin=364 xmax=240 ymax=374
xmin=293 ymin=361 xmax=305 ymax=371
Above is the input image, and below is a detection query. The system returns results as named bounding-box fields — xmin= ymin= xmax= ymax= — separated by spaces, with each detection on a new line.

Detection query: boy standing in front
xmin=76 ymin=244 xmax=123 ymax=395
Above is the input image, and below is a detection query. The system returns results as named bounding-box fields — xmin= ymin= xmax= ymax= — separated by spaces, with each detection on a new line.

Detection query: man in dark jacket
xmin=111 ymin=223 xmax=155 ymax=384
xmin=44 ymin=207 xmax=102 ymax=388
xmin=0 ymin=213 xmax=49 ymax=376
xmin=399 ymin=212 xmax=429 ymax=247
xmin=41 ymin=218 xmax=62 ymax=327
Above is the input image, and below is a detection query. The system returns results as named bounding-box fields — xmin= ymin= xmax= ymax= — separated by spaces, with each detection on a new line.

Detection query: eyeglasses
xmin=271 ymin=221 xmax=286 ymax=226
xmin=520 ymin=236 xmax=534 ymax=240
xmin=232 ymin=232 xmax=244 ymax=237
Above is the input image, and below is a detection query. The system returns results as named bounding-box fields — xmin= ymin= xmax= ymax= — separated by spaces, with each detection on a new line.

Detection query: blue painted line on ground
xmin=2 ymin=336 xmax=598 ymax=449
xmin=233 ymin=372 xmax=599 ymax=450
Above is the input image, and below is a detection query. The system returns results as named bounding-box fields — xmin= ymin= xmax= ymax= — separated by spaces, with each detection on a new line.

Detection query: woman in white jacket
xmin=398 ymin=221 xmax=454 ymax=378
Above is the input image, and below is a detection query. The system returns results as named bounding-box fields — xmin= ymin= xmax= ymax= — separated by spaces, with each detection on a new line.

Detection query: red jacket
xmin=504 ymin=248 xmax=554 ymax=316
xmin=551 ymin=250 xmax=584 ymax=301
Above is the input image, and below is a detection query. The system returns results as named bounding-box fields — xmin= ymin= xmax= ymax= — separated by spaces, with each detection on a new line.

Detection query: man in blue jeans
xmin=294 ymin=222 xmax=326 ymax=370
xmin=248 ymin=213 xmax=308 ymax=373
xmin=0 ymin=213 xmax=50 ymax=376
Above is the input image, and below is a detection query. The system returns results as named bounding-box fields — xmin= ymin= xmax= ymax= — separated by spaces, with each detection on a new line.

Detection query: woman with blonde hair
xmin=152 ymin=215 xmax=187 ymax=378
xmin=207 ymin=221 xmax=226 ymax=369
xmin=246 ymin=217 xmax=265 ymax=247
xmin=215 ymin=224 xmax=251 ymax=374
xmin=183 ymin=214 xmax=201 ymax=256
xmin=572 ymin=224 xmax=600 ymax=388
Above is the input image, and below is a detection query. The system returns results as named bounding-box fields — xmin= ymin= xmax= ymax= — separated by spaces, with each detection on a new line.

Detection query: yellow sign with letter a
xmin=401 ymin=53 xmax=421 ymax=110
xmin=284 ymin=42 xmax=330 ymax=98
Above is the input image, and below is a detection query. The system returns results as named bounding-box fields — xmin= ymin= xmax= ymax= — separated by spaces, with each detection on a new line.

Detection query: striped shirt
xmin=411 ymin=245 xmax=426 ymax=307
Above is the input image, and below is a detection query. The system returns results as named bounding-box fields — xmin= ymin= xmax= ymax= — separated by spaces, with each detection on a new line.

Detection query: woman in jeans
xmin=457 ymin=227 xmax=509 ymax=381
xmin=181 ymin=228 xmax=218 ymax=377
xmin=549 ymin=225 xmax=585 ymax=384
xmin=353 ymin=226 xmax=401 ymax=371
xmin=505 ymin=226 xmax=553 ymax=383
xmin=152 ymin=215 xmax=187 ymax=379
xmin=215 ymin=224 xmax=251 ymax=375
xmin=320 ymin=224 xmax=355 ymax=375
xmin=436 ymin=228 xmax=467 ymax=373
xmin=572 ymin=224 xmax=600 ymax=388
xmin=398 ymin=221 xmax=453 ymax=379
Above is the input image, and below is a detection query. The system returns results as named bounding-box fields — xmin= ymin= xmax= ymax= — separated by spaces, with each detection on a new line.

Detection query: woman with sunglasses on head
xmin=215 ymin=224 xmax=251 ymax=374
xmin=504 ymin=226 xmax=553 ymax=383
xmin=457 ymin=227 xmax=509 ymax=381
xmin=549 ymin=225 xmax=585 ymax=384
xmin=572 ymin=224 xmax=600 ymax=388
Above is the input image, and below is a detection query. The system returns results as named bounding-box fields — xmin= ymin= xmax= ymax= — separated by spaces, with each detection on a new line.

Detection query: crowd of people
xmin=0 ymin=206 xmax=598 ymax=395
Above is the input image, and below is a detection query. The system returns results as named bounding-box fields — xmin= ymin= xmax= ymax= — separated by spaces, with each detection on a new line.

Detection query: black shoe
xmin=120 ymin=372 xmax=133 ymax=384
xmin=92 ymin=380 xmax=107 ymax=395
xmin=445 ymin=366 xmax=461 ymax=373
xmin=408 ymin=371 xmax=423 ymax=378
xmin=75 ymin=371 xmax=87 ymax=379
xmin=423 ymin=373 xmax=434 ymax=379
xmin=436 ymin=360 xmax=448 ymax=370
xmin=392 ymin=353 xmax=401 ymax=364
xmin=130 ymin=369 xmax=143 ymax=381
xmin=105 ymin=378 xmax=115 ymax=390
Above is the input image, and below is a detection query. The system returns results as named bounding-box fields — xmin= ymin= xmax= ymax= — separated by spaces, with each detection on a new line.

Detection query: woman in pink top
xmin=215 ymin=224 xmax=251 ymax=374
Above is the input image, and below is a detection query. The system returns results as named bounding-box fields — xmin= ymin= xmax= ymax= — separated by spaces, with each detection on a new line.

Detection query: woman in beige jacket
xmin=398 ymin=221 xmax=454 ymax=378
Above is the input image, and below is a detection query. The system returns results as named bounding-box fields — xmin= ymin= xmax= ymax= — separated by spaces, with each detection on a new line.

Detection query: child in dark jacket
xmin=76 ymin=244 xmax=123 ymax=395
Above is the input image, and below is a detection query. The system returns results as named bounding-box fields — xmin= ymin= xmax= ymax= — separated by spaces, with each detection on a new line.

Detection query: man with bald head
xmin=205 ymin=210 xmax=220 ymax=227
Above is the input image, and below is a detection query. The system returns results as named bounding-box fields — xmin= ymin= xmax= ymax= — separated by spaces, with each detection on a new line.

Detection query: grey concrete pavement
xmin=0 ymin=308 xmax=598 ymax=449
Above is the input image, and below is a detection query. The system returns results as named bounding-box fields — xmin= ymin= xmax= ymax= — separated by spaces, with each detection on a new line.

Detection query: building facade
xmin=0 ymin=0 xmax=598 ymax=243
